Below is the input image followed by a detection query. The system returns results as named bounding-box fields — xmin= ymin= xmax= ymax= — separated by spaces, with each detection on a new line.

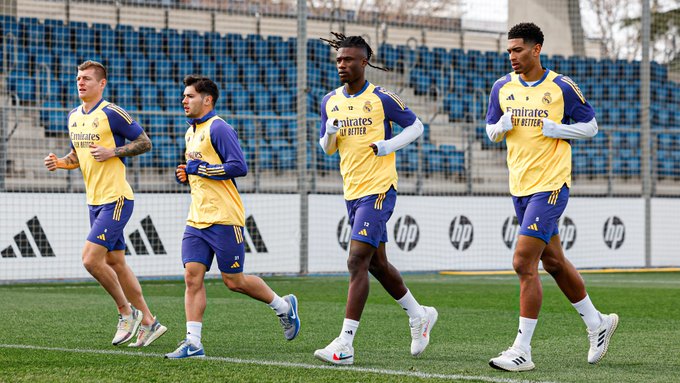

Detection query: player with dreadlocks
xmin=314 ymin=32 xmax=438 ymax=365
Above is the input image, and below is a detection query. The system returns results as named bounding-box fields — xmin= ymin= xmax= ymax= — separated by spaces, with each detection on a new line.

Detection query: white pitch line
xmin=0 ymin=344 xmax=557 ymax=383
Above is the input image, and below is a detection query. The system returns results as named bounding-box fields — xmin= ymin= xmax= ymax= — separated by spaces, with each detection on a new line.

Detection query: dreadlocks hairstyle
xmin=321 ymin=32 xmax=390 ymax=72
xmin=508 ymin=22 xmax=544 ymax=46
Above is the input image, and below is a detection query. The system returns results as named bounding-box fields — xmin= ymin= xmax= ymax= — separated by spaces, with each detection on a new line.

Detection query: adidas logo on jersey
xmin=358 ymin=229 xmax=368 ymax=236
xmin=331 ymin=105 xmax=339 ymax=112
xmin=506 ymin=94 xmax=515 ymax=100
xmin=527 ymin=223 xmax=538 ymax=231
xmin=97 ymin=233 xmax=106 ymax=241
xmin=230 ymin=261 xmax=240 ymax=269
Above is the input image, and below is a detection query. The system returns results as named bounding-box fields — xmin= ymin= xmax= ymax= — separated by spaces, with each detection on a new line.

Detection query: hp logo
xmin=558 ymin=216 xmax=577 ymax=250
xmin=336 ymin=216 xmax=352 ymax=250
xmin=449 ymin=215 xmax=474 ymax=251
xmin=603 ymin=216 xmax=625 ymax=249
xmin=394 ymin=215 xmax=419 ymax=251
xmin=502 ymin=216 xmax=520 ymax=249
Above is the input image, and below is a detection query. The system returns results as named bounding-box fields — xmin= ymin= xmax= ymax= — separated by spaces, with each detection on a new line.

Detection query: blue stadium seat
xmin=256 ymin=139 xmax=275 ymax=169
xmin=20 ymin=17 xmax=44 ymax=48
xmin=145 ymin=113 xmax=169 ymax=136
xmin=252 ymin=90 xmax=272 ymax=114
xmin=114 ymin=82 xmax=138 ymax=109
xmin=231 ymin=90 xmax=252 ymax=112
xmin=435 ymin=47 xmax=453 ymax=69
xmin=8 ymin=70 xmax=36 ymax=102
xmin=228 ymin=34 xmax=247 ymax=58
xmin=207 ymin=32 xmax=227 ymax=58
xmin=41 ymin=101 xmax=66 ymax=134
xmin=396 ymin=146 xmax=418 ymax=173
xmin=651 ymin=61 xmax=667 ymax=82
xmin=176 ymin=61 xmax=195 ymax=79
xmin=621 ymin=60 xmax=640 ymax=79
xmin=273 ymin=90 xmax=295 ymax=115
xmin=116 ymin=26 xmax=140 ymax=58
xmin=130 ymin=57 xmax=150 ymax=79
xmin=140 ymin=84 xmax=160 ymax=109
xmin=163 ymin=28 xmax=183 ymax=58
xmin=155 ymin=135 xmax=180 ymax=168
xmin=378 ymin=43 xmax=399 ymax=71
xmin=142 ymin=31 xmax=165 ymax=60
xmin=197 ymin=61 xmax=217 ymax=79
xmin=153 ymin=58 xmax=173 ymax=85
xmin=185 ymin=31 xmax=206 ymax=58
xmin=241 ymin=60 xmax=262 ymax=84
xmin=422 ymin=143 xmax=443 ymax=173
xmin=46 ymin=24 xmax=70 ymax=53
xmin=417 ymin=46 xmax=435 ymax=69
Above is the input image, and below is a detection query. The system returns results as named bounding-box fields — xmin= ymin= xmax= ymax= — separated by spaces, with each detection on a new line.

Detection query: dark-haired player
xmin=44 ymin=60 xmax=167 ymax=347
xmin=165 ymin=75 xmax=300 ymax=359
xmin=314 ymin=33 xmax=437 ymax=365
xmin=486 ymin=22 xmax=618 ymax=371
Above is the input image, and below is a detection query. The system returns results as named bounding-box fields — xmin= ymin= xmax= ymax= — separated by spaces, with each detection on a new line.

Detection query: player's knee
xmin=512 ymin=256 xmax=536 ymax=277
xmin=81 ymin=252 xmax=102 ymax=273
xmin=347 ymin=254 xmax=369 ymax=275
xmin=368 ymin=259 xmax=387 ymax=277
xmin=222 ymin=275 xmax=245 ymax=292
xmin=184 ymin=274 xmax=204 ymax=292
xmin=542 ymin=258 xmax=563 ymax=276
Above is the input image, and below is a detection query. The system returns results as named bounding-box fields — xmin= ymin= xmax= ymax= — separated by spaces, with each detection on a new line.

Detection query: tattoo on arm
xmin=62 ymin=150 xmax=80 ymax=169
xmin=113 ymin=131 xmax=152 ymax=157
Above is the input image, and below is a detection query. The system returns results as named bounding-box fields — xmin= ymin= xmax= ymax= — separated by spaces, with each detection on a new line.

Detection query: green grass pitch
xmin=1 ymin=272 xmax=679 ymax=382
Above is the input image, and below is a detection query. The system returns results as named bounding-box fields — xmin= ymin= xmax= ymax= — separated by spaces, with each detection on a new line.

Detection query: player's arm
xmin=543 ymin=75 xmax=598 ymax=140
xmin=370 ymin=118 xmax=423 ymax=156
xmin=89 ymin=105 xmax=151 ymax=162
xmin=370 ymin=88 xmax=421 ymax=156
xmin=485 ymin=78 xmax=512 ymax=142
xmin=542 ymin=118 xmax=598 ymax=139
xmin=44 ymin=149 xmax=80 ymax=171
xmin=486 ymin=112 xmax=513 ymax=143
xmin=318 ymin=94 xmax=338 ymax=155
xmin=185 ymin=121 xmax=247 ymax=180
xmin=319 ymin=118 xmax=339 ymax=155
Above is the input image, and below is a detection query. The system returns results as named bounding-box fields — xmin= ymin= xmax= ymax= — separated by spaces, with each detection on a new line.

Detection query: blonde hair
xmin=77 ymin=60 xmax=107 ymax=80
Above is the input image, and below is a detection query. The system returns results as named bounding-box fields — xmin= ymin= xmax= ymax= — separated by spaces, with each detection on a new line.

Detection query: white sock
xmin=572 ymin=295 xmax=603 ymax=331
xmin=396 ymin=289 xmax=426 ymax=320
xmin=512 ymin=317 xmax=537 ymax=353
xmin=186 ymin=321 xmax=202 ymax=346
xmin=339 ymin=318 xmax=359 ymax=345
xmin=268 ymin=294 xmax=289 ymax=316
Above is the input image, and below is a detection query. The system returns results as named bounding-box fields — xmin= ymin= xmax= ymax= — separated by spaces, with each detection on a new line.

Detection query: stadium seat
xmin=208 ymin=32 xmax=227 ymax=58
xmin=252 ymin=90 xmax=272 ymax=114
xmin=185 ymin=31 xmax=206 ymax=58
xmin=163 ymin=28 xmax=184 ymax=58
xmin=143 ymin=31 xmax=165 ymax=60
xmin=140 ymin=84 xmax=160 ymax=109
xmin=41 ymin=101 xmax=66 ymax=134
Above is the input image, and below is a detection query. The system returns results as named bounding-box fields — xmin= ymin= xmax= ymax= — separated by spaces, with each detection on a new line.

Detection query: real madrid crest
xmin=92 ymin=117 xmax=99 ymax=129
xmin=200 ymin=132 xmax=205 ymax=141
xmin=363 ymin=101 xmax=372 ymax=113
xmin=542 ymin=92 xmax=552 ymax=105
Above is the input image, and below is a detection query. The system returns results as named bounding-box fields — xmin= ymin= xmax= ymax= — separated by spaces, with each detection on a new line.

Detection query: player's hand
xmin=325 ymin=118 xmax=339 ymax=135
xmin=89 ymin=144 xmax=115 ymax=162
xmin=541 ymin=118 xmax=559 ymax=138
xmin=44 ymin=153 xmax=59 ymax=171
xmin=500 ymin=111 xmax=514 ymax=133
xmin=370 ymin=141 xmax=387 ymax=156
xmin=176 ymin=164 xmax=188 ymax=183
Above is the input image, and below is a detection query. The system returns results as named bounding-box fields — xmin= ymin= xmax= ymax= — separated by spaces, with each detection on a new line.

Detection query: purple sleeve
xmin=103 ymin=105 xmax=143 ymax=142
xmin=485 ymin=75 xmax=511 ymax=124
xmin=319 ymin=91 xmax=333 ymax=138
xmin=374 ymin=88 xmax=417 ymax=127
xmin=185 ymin=119 xmax=247 ymax=180
xmin=555 ymin=76 xmax=596 ymax=123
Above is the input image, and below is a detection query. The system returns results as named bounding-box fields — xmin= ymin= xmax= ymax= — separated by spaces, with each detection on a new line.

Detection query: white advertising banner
xmin=308 ymin=195 xmax=646 ymax=273
xmin=651 ymin=199 xmax=680 ymax=267
xmin=0 ymin=193 xmax=300 ymax=281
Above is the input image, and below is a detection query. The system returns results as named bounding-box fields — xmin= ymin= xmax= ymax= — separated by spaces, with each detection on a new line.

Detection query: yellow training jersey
xmin=67 ymin=99 xmax=143 ymax=205
xmin=320 ymin=81 xmax=417 ymax=200
xmin=183 ymin=111 xmax=247 ymax=229
xmin=486 ymin=70 xmax=595 ymax=196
